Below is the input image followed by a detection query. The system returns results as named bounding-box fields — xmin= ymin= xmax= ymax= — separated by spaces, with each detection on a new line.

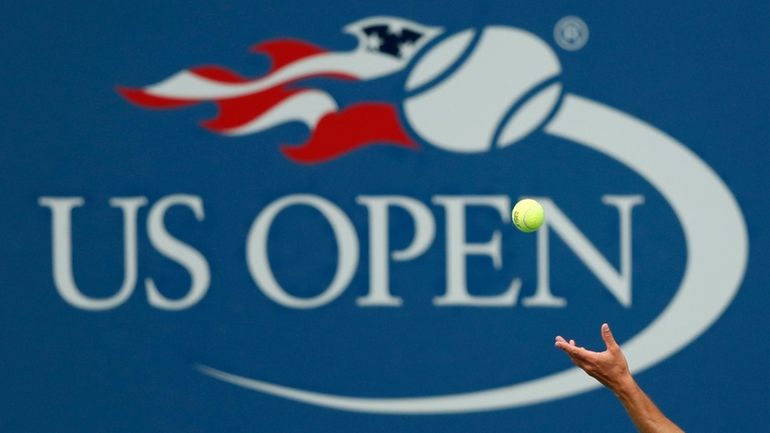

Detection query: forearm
xmin=612 ymin=376 xmax=684 ymax=433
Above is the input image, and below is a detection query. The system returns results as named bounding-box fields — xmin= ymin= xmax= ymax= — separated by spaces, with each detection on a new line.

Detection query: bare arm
xmin=554 ymin=324 xmax=685 ymax=433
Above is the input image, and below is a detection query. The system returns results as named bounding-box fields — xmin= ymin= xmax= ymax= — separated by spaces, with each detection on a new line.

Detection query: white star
xmin=366 ymin=33 xmax=383 ymax=51
xmin=388 ymin=21 xmax=405 ymax=36
xmin=399 ymin=41 xmax=417 ymax=59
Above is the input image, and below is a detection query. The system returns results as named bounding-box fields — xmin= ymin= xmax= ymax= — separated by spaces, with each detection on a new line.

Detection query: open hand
xmin=555 ymin=323 xmax=632 ymax=393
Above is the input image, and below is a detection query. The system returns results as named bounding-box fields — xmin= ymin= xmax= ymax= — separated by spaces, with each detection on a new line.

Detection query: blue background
xmin=1 ymin=1 xmax=768 ymax=432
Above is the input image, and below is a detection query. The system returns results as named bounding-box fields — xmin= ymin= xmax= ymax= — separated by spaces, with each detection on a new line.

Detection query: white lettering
xmin=432 ymin=196 xmax=522 ymax=306
xmin=145 ymin=194 xmax=210 ymax=310
xmin=355 ymin=196 xmax=435 ymax=307
xmin=38 ymin=196 xmax=146 ymax=310
xmin=246 ymin=194 xmax=359 ymax=309
xmin=523 ymin=195 xmax=644 ymax=307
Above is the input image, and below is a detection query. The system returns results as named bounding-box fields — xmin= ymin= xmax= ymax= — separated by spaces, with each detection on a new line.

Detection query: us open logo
xmin=117 ymin=16 xmax=563 ymax=161
xmin=40 ymin=16 xmax=747 ymax=414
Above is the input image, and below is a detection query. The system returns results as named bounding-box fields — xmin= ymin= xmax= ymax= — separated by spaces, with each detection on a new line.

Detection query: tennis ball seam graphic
xmin=522 ymin=208 xmax=535 ymax=230
xmin=405 ymin=28 xmax=479 ymax=95
xmin=520 ymin=208 xmax=537 ymax=232
xmin=404 ymin=26 xmax=563 ymax=152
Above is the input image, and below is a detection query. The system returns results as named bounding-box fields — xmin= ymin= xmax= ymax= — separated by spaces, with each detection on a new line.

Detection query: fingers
xmin=554 ymin=336 xmax=569 ymax=351
xmin=601 ymin=323 xmax=618 ymax=350
xmin=554 ymin=337 xmax=587 ymax=358
xmin=554 ymin=337 xmax=577 ymax=350
xmin=554 ymin=336 xmax=575 ymax=355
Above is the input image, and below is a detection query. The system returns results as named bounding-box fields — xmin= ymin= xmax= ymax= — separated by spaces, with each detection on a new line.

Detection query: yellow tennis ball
xmin=512 ymin=198 xmax=545 ymax=233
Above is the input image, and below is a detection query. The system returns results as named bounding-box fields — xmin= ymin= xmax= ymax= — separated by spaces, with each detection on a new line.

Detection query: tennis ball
xmin=512 ymin=199 xmax=544 ymax=233
xmin=403 ymin=26 xmax=562 ymax=153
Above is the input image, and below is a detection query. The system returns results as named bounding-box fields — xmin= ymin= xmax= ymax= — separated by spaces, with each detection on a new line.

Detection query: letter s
xmin=145 ymin=194 xmax=210 ymax=310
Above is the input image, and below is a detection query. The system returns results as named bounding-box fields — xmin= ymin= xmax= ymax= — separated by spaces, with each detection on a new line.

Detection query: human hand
xmin=555 ymin=323 xmax=633 ymax=393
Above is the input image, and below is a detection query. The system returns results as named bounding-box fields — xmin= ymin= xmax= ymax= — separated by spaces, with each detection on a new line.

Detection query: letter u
xmin=38 ymin=196 xmax=147 ymax=310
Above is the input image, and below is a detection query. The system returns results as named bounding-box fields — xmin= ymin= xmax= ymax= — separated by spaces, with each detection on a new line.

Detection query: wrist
xmin=610 ymin=372 xmax=638 ymax=399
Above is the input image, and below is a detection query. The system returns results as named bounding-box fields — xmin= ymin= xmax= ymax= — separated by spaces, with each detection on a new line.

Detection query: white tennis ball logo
xmin=404 ymin=26 xmax=562 ymax=152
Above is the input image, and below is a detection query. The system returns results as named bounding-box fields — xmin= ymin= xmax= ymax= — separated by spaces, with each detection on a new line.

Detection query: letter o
xmin=246 ymin=194 xmax=359 ymax=309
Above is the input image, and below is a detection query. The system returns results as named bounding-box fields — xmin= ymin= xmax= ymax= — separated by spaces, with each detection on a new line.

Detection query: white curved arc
xmin=497 ymin=82 xmax=562 ymax=147
xmin=148 ymin=16 xmax=446 ymax=100
xmin=198 ymin=94 xmax=747 ymax=414
xmin=221 ymin=90 xmax=337 ymax=136
xmin=146 ymin=52 xmax=403 ymax=100
xmin=405 ymin=29 xmax=475 ymax=91
xmin=198 ymin=364 xmax=598 ymax=414
xmin=545 ymin=94 xmax=748 ymax=373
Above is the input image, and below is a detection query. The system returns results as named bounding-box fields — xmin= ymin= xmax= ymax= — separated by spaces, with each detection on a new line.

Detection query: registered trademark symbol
xmin=554 ymin=16 xmax=589 ymax=51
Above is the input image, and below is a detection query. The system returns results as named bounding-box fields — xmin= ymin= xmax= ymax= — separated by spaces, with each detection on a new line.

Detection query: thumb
xmin=601 ymin=323 xmax=618 ymax=350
